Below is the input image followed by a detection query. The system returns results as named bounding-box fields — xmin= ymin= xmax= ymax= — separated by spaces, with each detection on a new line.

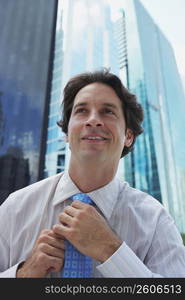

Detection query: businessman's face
xmin=67 ymin=82 xmax=133 ymax=165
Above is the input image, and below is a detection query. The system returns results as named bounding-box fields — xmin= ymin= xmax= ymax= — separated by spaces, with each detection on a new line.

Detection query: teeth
xmin=85 ymin=137 xmax=104 ymax=140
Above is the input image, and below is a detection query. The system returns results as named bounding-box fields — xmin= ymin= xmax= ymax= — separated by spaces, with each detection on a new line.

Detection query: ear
xmin=124 ymin=128 xmax=134 ymax=147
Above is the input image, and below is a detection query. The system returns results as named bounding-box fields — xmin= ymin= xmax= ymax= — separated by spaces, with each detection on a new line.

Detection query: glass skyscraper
xmin=114 ymin=7 xmax=162 ymax=201
xmin=44 ymin=0 xmax=120 ymax=176
xmin=114 ymin=0 xmax=185 ymax=232
xmin=44 ymin=1 xmax=65 ymax=178
xmin=0 ymin=0 xmax=58 ymax=204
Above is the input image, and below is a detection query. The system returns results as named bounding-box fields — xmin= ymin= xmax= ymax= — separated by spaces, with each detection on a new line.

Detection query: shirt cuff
xmin=96 ymin=242 xmax=154 ymax=277
xmin=0 ymin=263 xmax=22 ymax=278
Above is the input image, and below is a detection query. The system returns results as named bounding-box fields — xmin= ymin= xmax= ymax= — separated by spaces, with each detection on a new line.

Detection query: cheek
xmin=112 ymin=124 xmax=125 ymax=141
xmin=67 ymin=119 xmax=81 ymax=140
xmin=116 ymin=130 xmax=126 ymax=149
xmin=68 ymin=119 xmax=76 ymax=133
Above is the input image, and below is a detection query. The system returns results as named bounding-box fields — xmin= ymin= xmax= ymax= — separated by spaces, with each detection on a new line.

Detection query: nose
xmin=85 ymin=112 xmax=104 ymax=127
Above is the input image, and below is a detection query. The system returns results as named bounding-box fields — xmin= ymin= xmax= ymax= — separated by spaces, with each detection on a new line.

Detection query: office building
xmin=0 ymin=0 xmax=58 ymax=203
xmin=44 ymin=0 xmax=120 ymax=176
xmin=44 ymin=0 xmax=65 ymax=178
xmin=114 ymin=0 xmax=185 ymax=232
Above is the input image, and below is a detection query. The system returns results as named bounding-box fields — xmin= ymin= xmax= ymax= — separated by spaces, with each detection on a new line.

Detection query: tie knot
xmin=71 ymin=193 xmax=93 ymax=204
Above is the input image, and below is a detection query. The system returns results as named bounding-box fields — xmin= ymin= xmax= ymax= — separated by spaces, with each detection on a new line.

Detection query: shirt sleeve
xmin=0 ymin=195 xmax=18 ymax=278
xmin=97 ymin=212 xmax=185 ymax=278
xmin=0 ymin=263 xmax=20 ymax=278
xmin=96 ymin=242 xmax=162 ymax=277
xmin=0 ymin=231 xmax=21 ymax=278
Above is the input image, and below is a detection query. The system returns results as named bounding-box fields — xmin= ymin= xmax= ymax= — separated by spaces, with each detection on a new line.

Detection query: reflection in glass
xmin=0 ymin=0 xmax=58 ymax=204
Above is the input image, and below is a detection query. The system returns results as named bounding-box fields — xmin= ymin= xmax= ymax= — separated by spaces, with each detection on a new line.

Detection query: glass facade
xmin=0 ymin=0 xmax=58 ymax=204
xmin=114 ymin=0 xmax=185 ymax=232
xmin=114 ymin=7 xmax=161 ymax=203
xmin=135 ymin=0 xmax=185 ymax=232
xmin=62 ymin=0 xmax=119 ymax=84
xmin=44 ymin=0 xmax=65 ymax=178
xmin=44 ymin=0 xmax=120 ymax=176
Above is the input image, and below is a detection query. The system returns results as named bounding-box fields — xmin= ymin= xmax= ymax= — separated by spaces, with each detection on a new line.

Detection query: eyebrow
xmin=102 ymin=103 xmax=118 ymax=110
xmin=73 ymin=102 xmax=87 ymax=109
xmin=73 ymin=102 xmax=119 ymax=110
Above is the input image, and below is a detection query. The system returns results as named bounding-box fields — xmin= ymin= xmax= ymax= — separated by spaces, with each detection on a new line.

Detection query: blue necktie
xmin=61 ymin=193 xmax=94 ymax=278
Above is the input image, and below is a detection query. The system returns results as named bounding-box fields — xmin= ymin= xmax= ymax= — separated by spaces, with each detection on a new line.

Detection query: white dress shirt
xmin=0 ymin=171 xmax=185 ymax=278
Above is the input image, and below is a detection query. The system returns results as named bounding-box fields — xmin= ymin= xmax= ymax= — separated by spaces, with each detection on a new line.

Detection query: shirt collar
xmin=53 ymin=170 xmax=121 ymax=220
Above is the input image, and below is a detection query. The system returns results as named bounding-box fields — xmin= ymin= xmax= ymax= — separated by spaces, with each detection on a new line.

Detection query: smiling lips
xmin=81 ymin=135 xmax=109 ymax=142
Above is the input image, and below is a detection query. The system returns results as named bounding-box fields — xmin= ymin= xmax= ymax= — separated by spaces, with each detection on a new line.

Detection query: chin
xmin=81 ymin=150 xmax=105 ymax=159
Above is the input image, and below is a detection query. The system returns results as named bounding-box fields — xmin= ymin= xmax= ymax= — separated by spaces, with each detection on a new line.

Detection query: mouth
xmin=81 ymin=136 xmax=109 ymax=142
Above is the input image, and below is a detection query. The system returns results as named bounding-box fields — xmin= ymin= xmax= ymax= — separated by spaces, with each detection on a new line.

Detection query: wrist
xmin=16 ymin=261 xmax=26 ymax=278
xmin=100 ymin=240 xmax=122 ymax=263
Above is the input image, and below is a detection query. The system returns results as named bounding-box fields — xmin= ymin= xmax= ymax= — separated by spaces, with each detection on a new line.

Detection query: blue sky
xmin=108 ymin=0 xmax=185 ymax=92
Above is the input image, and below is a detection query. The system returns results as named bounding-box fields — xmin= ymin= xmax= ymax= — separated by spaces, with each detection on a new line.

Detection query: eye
xmin=103 ymin=108 xmax=114 ymax=115
xmin=75 ymin=108 xmax=87 ymax=114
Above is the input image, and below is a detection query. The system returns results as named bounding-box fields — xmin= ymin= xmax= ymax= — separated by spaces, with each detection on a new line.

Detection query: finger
xmin=59 ymin=212 xmax=74 ymax=227
xmin=47 ymin=256 xmax=64 ymax=274
xmin=52 ymin=224 xmax=69 ymax=237
xmin=39 ymin=243 xmax=65 ymax=259
xmin=71 ymin=200 xmax=88 ymax=209
xmin=40 ymin=229 xmax=52 ymax=236
xmin=48 ymin=236 xmax=66 ymax=250
xmin=38 ymin=231 xmax=65 ymax=250
xmin=63 ymin=205 xmax=78 ymax=217
xmin=48 ymin=230 xmax=65 ymax=241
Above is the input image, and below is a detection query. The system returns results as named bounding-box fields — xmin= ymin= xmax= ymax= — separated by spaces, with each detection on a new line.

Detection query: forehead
xmin=73 ymin=82 xmax=122 ymax=106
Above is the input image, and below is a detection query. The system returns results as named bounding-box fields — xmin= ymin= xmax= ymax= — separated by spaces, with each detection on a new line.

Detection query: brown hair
xmin=57 ymin=69 xmax=144 ymax=157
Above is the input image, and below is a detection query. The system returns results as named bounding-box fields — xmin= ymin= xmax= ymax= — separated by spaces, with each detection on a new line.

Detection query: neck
xmin=68 ymin=159 xmax=117 ymax=192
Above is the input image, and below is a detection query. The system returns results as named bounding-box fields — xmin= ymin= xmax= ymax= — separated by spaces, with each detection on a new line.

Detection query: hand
xmin=16 ymin=229 xmax=65 ymax=278
xmin=52 ymin=201 xmax=122 ymax=263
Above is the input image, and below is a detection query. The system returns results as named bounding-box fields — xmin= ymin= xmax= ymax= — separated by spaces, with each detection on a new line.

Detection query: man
xmin=0 ymin=69 xmax=185 ymax=277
